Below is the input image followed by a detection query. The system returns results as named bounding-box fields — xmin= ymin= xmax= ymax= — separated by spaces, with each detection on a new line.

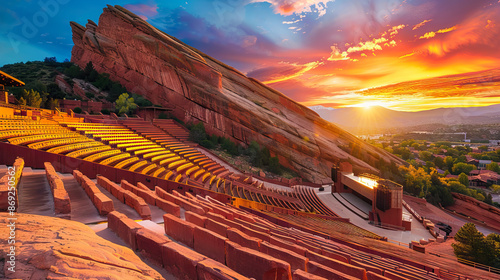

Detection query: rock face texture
xmin=70 ymin=5 xmax=403 ymax=182
xmin=0 ymin=213 xmax=163 ymax=280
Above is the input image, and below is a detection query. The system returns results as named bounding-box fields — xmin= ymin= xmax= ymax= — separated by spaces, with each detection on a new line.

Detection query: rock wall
xmin=70 ymin=5 xmax=404 ymax=182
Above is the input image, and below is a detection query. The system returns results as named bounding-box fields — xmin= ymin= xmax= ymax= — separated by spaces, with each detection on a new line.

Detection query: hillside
xmin=69 ymin=5 xmax=404 ymax=182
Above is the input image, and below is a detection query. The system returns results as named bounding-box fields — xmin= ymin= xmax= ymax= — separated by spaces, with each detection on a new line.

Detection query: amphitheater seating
xmin=83 ymin=149 xmax=122 ymax=162
xmin=102 ymin=185 xmax=443 ymax=280
xmin=27 ymin=137 xmax=93 ymax=150
xmin=44 ymin=162 xmax=71 ymax=215
xmin=293 ymin=185 xmax=338 ymax=216
xmin=46 ymin=141 xmax=104 ymax=154
xmin=153 ymin=119 xmax=191 ymax=142
xmin=73 ymin=170 xmax=114 ymax=216
xmin=0 ymin=118 xmax=340 ymax=220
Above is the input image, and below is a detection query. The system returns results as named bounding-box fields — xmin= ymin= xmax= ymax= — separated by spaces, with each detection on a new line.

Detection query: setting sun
xmin=350 ymin=101 xmax=387 ymax=109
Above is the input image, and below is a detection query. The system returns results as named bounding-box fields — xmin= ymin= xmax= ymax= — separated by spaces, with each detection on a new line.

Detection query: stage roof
xmin=0 ymin=70 xmax=25 ymax=87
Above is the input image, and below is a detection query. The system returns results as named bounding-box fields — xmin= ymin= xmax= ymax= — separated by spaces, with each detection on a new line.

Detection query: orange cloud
xmin=327 ymin=46 xmax=349 ymax=61
xmin=413 ymin=19 xmax=432 ymax=30
xmin=420 ymin=25 xmax=458 ymax=39
xmin=327 ymin=25 xmax=404 ymax=62
xmin=399 ymin=52 xmax=416 ymax=59
xmin=389 ymin=24 xmax=406 ymax=37
xmin=346 ymin=37 xmax=388 ymax=53
xmin=486 ymin=20 xmax=495 ymax=29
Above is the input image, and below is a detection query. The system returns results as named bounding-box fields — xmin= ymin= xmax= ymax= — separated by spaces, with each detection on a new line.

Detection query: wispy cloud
xmin=249 ymin=61 xmax=322 ymax=84
xmin=251 ymin=0 xmax=334 ymax=16
xmin=412 ymin=19 xmax=432 ymax=30
xmin=420 ymin=25 xmax=457 ymax=39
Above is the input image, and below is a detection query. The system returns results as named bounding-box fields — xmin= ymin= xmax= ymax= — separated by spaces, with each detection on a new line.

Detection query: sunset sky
xmin=2 ymin=0 xmax=500 ymax=111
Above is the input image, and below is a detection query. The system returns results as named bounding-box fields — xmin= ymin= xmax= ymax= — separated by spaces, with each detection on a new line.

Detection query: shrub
xmin=189 ymin=122 xmax=207 ymax=143
xmin=85 ymin=92 xmax=95 ymax=99
xmin=267 ymin=156 xmax=282 ymax=175
xmin=200 ymin=139 xmax=215 ymax=149
xmin=158 ymin=113 xmax=169 ymax=119
xmin=101 ymin=108 xmax=110 ymax=115
xmin=73 ymin=107 xmax=82 ymax=114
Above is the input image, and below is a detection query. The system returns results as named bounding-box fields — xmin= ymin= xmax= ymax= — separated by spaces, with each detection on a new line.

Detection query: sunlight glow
xmin=349 ymin=101 xmax=386 ymax=109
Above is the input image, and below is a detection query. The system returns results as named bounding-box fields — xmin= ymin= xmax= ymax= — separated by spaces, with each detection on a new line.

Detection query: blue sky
xmin=2 ymin=0 xmax=500 ymax=111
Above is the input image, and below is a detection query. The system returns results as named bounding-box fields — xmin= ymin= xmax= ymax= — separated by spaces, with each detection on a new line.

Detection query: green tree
xmin=47 ymin=98 xmax=59 ymax=110
xmin=433 ymin=156 xmax=445 ymax=169
xmin=189 ymin=122 xmax=207 ymax=143
xmin=491 ymin=185 xmax=500 ymax=194
xmin=485 ymin=193 xmax=493 ymax=205
xmin=73 ymin=107 xmax=82 ymax=114
xmin=18 ymin=97 xmax=27 ymax=106
xmin=114 ymin=93 xmax=138 ymax=115
xmin=399 ymin=165 xmax=432 ymax=197
xmin=452 ymin=223 xmax=487 ymax=263
xmin=452 ymin=162 xmax=476 ymax=175
xmin=419 ymin=151 xmax=433 ymax=161
xmin=65 ymin=64 xmax=85 ymax=79
xmin=478 ymin=145 xmax=489 ymax=152
xmin=487 ymin=162 xmax=500 ymax=174
xmin=21 ymin=89 xmax=43 ymax=108
xmin=445 ymin=156 xmax=454 ymax=172
xmin=267 ymin=156 xmax=282 ymax=175
xmin=458 ymin=173 xmax=469 ymax=187
xmin=246 ymin=141 xmax=262 ymax=167
xmin=84 ymin=61 xmax=94 ymax=77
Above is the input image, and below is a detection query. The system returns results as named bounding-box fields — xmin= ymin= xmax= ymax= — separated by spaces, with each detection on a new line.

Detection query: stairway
xmin=59 ymin=173 xmax=103 ymax=224
xmin=17 ymin=168 xmax=55 ymax=216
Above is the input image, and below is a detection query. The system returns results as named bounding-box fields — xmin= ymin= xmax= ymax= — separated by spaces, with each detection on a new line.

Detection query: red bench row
xmin=95 ymin=175 xmax=151 ymax=220
xmin=73 ymin=170 xmax=114 ymax=215
xmin=44 ymin=162 xmax=71 ymax=215
xmin=107 ymin=210 xmax=250 ymax=280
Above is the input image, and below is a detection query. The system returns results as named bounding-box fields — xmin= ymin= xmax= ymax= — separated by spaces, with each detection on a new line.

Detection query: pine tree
xmin=452 ymin=223 xmax=499 ymax=266
xmin=21 ymin=89 xmax=43 ymax=108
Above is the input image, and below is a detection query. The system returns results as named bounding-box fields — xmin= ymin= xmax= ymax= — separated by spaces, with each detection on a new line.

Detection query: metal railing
xmin=457 ymin=258 xmax=500 ymax=274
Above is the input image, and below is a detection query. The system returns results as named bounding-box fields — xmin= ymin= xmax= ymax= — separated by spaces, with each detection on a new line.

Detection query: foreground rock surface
xmin=0 ymin=213 xmax=163 ymax=280
xmin=70 ymin=5 xmax=404 ymax=182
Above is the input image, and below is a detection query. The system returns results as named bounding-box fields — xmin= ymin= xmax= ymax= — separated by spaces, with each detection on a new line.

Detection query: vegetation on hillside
xmin=370 ymin=138 xmax=500 ymax=208
xmin=0 ymin=58 xmax=152 ymax=112
xmin=188 ymin=122 xmax=295 ymax=178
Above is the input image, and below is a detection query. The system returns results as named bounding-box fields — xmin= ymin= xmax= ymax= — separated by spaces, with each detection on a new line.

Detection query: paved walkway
xmin=59 ymin=173 xmax=104 ymax=224
xmin=17 ymin=168 xmax=55 ymax=217
xmin=316 ymin=185 xmax=433 ymax=244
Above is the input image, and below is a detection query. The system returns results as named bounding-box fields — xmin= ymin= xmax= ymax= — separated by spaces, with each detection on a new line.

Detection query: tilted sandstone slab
xmin=70 ymin=5 xmax=404 ymax=182
xmin=0 ymin=213 xmax=163 ymax=280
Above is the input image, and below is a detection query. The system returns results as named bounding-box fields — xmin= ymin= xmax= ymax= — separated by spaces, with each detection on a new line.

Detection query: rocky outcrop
xmin=70 ymin=5 xmax=404 ymax=182
xmin=0 ymin=213 xmax=163 ymax=279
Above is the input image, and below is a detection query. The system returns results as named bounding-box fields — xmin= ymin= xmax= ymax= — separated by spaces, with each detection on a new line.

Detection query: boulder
xmin=0 ymin=213 xmax=163 ymax=280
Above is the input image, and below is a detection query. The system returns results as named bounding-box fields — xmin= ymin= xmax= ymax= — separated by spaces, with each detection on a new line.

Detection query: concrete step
xmin=61 ymin=176 xmax=103 ymax=224
xmin=17 ymin=172 xmax=55 ymax=216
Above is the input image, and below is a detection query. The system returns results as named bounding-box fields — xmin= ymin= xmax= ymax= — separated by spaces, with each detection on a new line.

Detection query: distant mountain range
xmin=311 ymin=104 xmax=500 ymax=134
xmin=310 ymin=67 xmax=500 ymax=134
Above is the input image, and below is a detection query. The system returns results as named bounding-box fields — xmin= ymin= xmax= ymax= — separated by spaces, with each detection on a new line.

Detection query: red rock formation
xmin=70 ymin=5 xmax=404 ymax=182
xmin=0 ymin=213 xmax=163 ymax=279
